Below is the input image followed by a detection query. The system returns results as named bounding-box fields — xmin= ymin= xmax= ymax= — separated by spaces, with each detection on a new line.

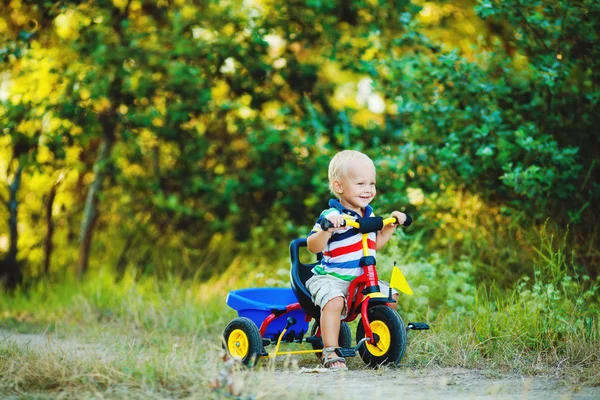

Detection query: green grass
xmin=1 ymin=225 xmax=599 ymax=397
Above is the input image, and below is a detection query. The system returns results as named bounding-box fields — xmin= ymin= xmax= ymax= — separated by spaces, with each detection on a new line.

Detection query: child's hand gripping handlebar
xmin=319 ymin=215 xmax=412 ymax=232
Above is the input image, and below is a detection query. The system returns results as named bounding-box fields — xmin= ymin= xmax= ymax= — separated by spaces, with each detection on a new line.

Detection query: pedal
xmin=335 ymin=347 xmax=356 ymax=358
xmin=407 ymin=322 xmax=430 ymax=331
xmin=305 ymin=336 xmax=323 ymax=347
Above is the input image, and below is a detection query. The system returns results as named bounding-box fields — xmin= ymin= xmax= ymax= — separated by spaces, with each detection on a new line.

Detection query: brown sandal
xmin=321 ymin=347 xmax=348 ymax=370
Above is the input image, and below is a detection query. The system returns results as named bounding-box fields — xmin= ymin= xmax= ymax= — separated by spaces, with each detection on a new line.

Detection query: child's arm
xmin=375 ymin=211 xmax=406 ymax=250
xmin=307 ymin=214 xmax=345 ymax=254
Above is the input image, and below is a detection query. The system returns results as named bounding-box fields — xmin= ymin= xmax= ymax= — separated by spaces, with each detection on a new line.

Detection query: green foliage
xmin=0 ymin=0 xmax=598 ymax=287
xmin=377 ymin=233 xmax=477 ymax=321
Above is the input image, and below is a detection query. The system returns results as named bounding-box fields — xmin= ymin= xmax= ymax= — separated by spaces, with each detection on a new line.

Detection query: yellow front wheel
xmin=223 ymin=317 xmax=263 ymax=367
xmin=356 ymin=305 xmax=407 ymax=367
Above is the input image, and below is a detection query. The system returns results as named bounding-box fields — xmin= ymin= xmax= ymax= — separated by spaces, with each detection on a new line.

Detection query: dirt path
xmin=2 ymin=329 xmax=599 ymax=399
xmin=265 ymin=367 xmax=599 ymax=399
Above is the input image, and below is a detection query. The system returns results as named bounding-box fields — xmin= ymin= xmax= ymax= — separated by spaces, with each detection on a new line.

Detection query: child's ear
xmin=332 ymin=180 xmax=344 ymax=194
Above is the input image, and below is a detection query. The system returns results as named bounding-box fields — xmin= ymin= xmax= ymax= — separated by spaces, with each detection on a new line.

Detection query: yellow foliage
xmin=0 ymin=135 xmax=11 ymax=147
xmin=239 ymin=94 xmax=252 ymax=106
xmin=230 ymin=139 xmax=247 ymax=151
xmin=79 ymin=88 xmax=91 ymax=100
xmin=54 ymin=11 xmax=79 ymax=40
xmin=47 ymin=117 xmax=62 ymax=132
xmin=357 ymin=9 xmax=374 ymax=22
xmin=333 ymin=83 xmax=359 ymax=109
xmin=237 ymin=106 xmax=255 ymax=119
xmin=361 ymin=47 xmax=378 ymax=61
xmin=320 ymin=61 xmax=360 ymax=85
xmin=195 ymin=121 xmax=206 ymax=135
xmin=261 ymin=101 xmax=280 ymax=120
xmin=407 ymin=187 xmax=425 ymax=206
xmin=11 ymin=53 xmax=61 ymax=103
xmin=93 ymin=97 xmax=112 ymax=113
xmin=211 ymin=80 xmax=230 ymax=100
xmin=0 ymin=18 xmax=8 ymax=33
xmin=130 ymin=0 xmax=142 ymax=12
xmin=17 ymin=120 xmax=41 ymax=137
xmin=70 ymin=125 xmax=83 ymax=136
xmin=181 ymin=5 xmax=196 ymax=20
xmin=226 ymin=120 xmax=238 ymax=134
xmin=214 ymin=164 xmax=225 ymax=175
xmin=351 ymin=108 xmax=384 ymax=127
xmin=8 ymin=0 xmax=29 ymax=26
xmin=272 ymin=73 xmax=285 ymax=86
xmin=0 ymin=235 xmax=8 ymax=252
xmin=112 ymin=0 xmax=129 ymax=10
xmin=36 ymin=146 xmax=53 ymax=164
xmin=152 ymin=95 xmax=166 ymax=114
xmin=116 ymin=158 xmax=146 ymax=178
xmin=129 ymin=71 xmax=142 ymax=90
xmin=138 ymin=129 xmax=158 ymax=154
xmin=222 ymin=23 xmax=235 ymax=36
xmin=65 ymin=146 xmax=82 ymax=164
xmin=264 ymin=34 xmax=286 ymax=58
xmin=272 ymin=58 xmax=286 ymax=69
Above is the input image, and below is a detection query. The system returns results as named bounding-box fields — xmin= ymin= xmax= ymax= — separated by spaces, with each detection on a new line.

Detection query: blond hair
xmin=328 ymin=150 xmax=374 ymax=194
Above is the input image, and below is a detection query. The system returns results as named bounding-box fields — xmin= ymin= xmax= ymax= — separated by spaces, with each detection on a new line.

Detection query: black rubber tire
xmin=309 ymin=320 xmax=352 ymax=358
xmin=356 ymin=305 xmax=407 ymax=367
xmin=223 ymin=317 xmax=264 ymax=367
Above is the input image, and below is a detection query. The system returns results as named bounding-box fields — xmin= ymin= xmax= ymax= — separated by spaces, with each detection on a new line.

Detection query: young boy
xmin=306 ymin=150 xmax=407 ymax=370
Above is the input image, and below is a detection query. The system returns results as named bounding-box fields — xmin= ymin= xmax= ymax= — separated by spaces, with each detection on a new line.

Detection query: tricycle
xmin=222 ymin=214 xmax=429 ymax=367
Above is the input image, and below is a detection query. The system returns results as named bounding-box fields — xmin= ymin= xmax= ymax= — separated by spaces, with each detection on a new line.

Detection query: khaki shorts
xmin=306 ymin=274 xmax=398 ymax=319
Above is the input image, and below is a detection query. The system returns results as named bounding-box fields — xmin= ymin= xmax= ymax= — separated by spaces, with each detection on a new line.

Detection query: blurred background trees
xmin=1 ymin=0 xmax=598 ymax=288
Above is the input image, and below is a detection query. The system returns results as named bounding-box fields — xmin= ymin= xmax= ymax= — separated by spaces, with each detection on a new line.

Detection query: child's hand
xmin=389 ymin=211 xmax=406 ymax=227
xmin=324 ymin=214 xmax=346 ymax=232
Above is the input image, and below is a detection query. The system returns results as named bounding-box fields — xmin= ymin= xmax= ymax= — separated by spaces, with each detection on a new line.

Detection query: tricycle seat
xmin=289 ymin=238 xmax=321 ymax=319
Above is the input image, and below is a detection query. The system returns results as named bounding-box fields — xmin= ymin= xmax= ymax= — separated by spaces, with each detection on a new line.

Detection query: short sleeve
xmin=309 ymin=208 xmax=342 ymax=235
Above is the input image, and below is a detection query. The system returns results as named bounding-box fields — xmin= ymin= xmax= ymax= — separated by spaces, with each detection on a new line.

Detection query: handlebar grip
xmin=392 ymin=215 xmax=412 ymax=227
xmin=320 ymin=218 xmax=346 ymax=231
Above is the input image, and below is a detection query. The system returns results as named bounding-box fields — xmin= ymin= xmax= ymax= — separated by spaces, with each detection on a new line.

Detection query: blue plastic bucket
xmin=226 ymin=288 xmax=309 ymax=339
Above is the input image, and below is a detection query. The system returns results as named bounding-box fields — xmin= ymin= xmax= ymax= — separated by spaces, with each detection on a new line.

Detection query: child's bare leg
xmin=388 ymin=293 xmax=399 ymax=310
xmin=320 ymin=296 xmax=345 ymax=368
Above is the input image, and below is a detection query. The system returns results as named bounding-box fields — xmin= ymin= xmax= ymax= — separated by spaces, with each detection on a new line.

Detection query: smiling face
xmin=332 ymin=159 xmax=377 ymax=215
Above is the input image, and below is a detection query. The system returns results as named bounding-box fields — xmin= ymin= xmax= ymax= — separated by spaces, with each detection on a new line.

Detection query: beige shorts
xmin=306 ymin=274 xmax=398 ymax=319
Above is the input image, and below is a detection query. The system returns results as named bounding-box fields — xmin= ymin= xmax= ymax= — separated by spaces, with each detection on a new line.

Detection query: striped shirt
xmin=309 ymin=199 xmax=377 ymax=282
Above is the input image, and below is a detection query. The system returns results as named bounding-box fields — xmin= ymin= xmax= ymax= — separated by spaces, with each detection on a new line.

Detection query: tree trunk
xmin=44 ymin=174 xmax=63 ymax=275
xmin=1 ymin=165 xmax=23 ymax=288
xmin=77 ymin=134 xmax=115 ymax=278
xmin=77 ymin=5 xmax=127 ymax=279
xmin=115 ymin=232 xmax=135 ymax=281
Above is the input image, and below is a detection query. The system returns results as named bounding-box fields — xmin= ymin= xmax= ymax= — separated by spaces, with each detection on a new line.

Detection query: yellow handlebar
xmin=341 ymin=216 xmax=398 ymax=256
xmin=341 ymin=216 xmax=398 ymax=230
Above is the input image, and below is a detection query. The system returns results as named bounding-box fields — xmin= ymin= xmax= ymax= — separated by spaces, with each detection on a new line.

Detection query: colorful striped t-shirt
xmin=309 ymin=199 xmax=377 ymax=282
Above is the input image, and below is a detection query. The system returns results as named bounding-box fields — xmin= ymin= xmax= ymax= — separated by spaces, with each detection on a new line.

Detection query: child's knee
xmin=323 ymin=296 xmax=345 ymax=313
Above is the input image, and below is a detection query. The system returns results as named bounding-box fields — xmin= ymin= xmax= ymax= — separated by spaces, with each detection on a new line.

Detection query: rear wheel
xmin=309 ymin=320 xmax=352 ymax=358
xmin=223 ymin=317 xmax=263 ymax=367
xmin=356 ymin=306 xmax=407 ymax=367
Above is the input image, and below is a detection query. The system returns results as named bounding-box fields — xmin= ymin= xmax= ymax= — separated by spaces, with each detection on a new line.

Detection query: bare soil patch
xmin=3 ymin=329 xmax=599 ymax=399
xmin=264 ymin=367 xmax=599 ymax=399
